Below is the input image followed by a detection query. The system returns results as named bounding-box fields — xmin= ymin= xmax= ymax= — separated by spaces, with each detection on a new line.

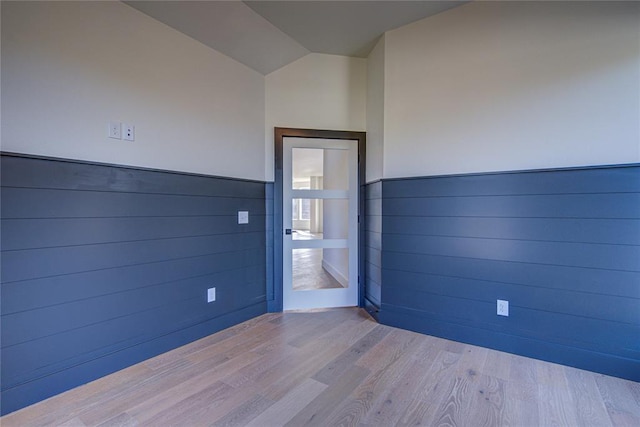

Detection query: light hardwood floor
xmin=293 ymin=248 xmax=343 ymax=291
xmin=2 ymin=308 xmax=639 ymax=426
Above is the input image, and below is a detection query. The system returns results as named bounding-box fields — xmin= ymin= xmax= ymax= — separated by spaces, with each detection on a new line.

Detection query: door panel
xmin=283 ymin=138 xmax=358 ymax=310
xmin=291 ymin=147 xmax=349 ymax=190
xmin=291 ymin=198 xmax=349 ymax=240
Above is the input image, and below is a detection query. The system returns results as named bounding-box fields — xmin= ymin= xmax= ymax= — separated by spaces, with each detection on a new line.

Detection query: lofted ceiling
xmin=125 ymin=0 xmax=467 ymax=75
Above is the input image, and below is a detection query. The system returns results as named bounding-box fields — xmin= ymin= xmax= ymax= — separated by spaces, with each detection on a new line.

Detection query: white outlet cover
xmin=123 ymin=123 xmax=135 ymax=141
xmin=108 ymin=121 xmax=121 ymax=139
xmin=207 ymin=287 xmax=216 ymax=303
xmin=497 ymin=299 xmax=509 ymax=316
xmin=238 ymin=211 xmax=249 ymax=224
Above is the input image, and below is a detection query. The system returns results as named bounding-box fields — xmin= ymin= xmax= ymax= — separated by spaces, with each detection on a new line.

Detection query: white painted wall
xmin=365 ymin=35 xmax=385 ymax=183
xmin=384 ymin=1 xmax=640 ymax=178
xmin=310 ymin=176 xmax=323 ymax=233
xmin=322 ymin=148 xmax=349 ymax=286
xmin=265 ymin=53 xmax=366 ymax=181
xmin=1 ymin=1 xmax=265 ymax=180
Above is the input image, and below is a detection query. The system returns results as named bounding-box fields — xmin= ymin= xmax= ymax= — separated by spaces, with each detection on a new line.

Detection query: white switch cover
xmin=207 ymin=287 xmax=216 ymax=303
xmin=108 ymin=121 xmax=121 ymax=139
xmin=123 ymin=123 xmax=135 ymax=141
xmin=238 ymin=211 xmax=249 ymax=224
xmin=497 ymin=299 xmax=509 ymax=316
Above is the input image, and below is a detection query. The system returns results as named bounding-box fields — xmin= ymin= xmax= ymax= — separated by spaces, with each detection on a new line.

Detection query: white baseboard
xmin=322 ymin=259 xmax=348 ymax=287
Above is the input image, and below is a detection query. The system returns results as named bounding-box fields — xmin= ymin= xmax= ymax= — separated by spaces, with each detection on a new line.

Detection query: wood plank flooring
xmin=2 ymin=308 xmax=639 ymax=426
xmin=292 ymin=248 xmax=343 ymax=291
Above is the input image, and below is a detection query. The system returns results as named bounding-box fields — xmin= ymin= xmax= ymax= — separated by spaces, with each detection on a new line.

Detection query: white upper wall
xmin=384 ymin=1 xmax=640 ymax=178
xmin=1 ymin=1 xmax=265 ymax=180
xmin=5 ymin=2 xmax=635 ymax=182
xmin=265 ymin=53 xmax=366 ymax=181
xmin=365 ymin=35 xmax=385 ymax=183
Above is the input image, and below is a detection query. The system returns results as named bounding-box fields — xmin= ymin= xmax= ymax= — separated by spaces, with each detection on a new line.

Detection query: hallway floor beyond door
xmin=3 ymin=308 xmax=638 ymax=426
xmin=292 ymin=246 xmax=344 ymax=291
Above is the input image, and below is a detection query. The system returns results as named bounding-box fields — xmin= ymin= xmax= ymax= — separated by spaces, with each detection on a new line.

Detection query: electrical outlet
xmin=123 ymin=123 xmax=135 ymax=141
xmin=207 ymin=287 xmax=216 ymax=303
xmin=238 ymin=211 xmax=249 ymax=224
xmin=497 ymin=299 xmax=509 ymax=316
xmin=108 ymin=121 xmax=121 ymax=139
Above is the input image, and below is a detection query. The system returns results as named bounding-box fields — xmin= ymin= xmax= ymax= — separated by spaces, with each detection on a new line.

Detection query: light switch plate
xmin=207 ymin=287 xmax=216 ymax=303
xmin=238 ymin=211 xmax=249 ymax=224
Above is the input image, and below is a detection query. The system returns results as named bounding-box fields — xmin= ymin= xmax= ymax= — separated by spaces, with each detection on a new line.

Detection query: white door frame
xmin=271 ymin=128 xmax=366 ymax=313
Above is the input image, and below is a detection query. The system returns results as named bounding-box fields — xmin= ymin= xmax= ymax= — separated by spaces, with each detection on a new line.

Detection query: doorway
xmin=274 ymin=128 xmax=366 ymax=311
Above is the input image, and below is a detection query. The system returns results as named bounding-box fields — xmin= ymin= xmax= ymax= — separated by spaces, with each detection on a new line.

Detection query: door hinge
xmin=358 ymin=214 xmax=360 ymax=223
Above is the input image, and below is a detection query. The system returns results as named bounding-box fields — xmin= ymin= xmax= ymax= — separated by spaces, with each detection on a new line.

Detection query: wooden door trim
xmin=271 ymin=127 xmax=366 ymax=312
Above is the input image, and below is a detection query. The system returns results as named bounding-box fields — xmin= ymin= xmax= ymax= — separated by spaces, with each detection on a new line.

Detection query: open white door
xmin=282 ymin=137 xmax=359 ymax=310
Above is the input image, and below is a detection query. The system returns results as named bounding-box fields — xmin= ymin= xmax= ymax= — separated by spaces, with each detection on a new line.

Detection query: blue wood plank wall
xmin=365 ymin=181 xmax=382 ymax=317
xmin=265 ymin=183 xmax=275 ymax=310
xmin=0 ymin=154 xmax=268 ymax=414
xmin=378 ymin=165 xmax=640 ymax=381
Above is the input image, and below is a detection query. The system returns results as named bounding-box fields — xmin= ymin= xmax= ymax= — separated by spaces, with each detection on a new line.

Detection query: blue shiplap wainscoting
xmin=378 ymin=165 xmax=640 ymax=381
xmin=0 ymin=153 xmax=268 ymax=415
xmin=364 ymin=181 xmax=382 ymax=319
xmin=265 ymin=182 xmax=276 ymax=310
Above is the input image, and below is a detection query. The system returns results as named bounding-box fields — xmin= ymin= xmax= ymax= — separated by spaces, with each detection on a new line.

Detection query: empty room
xmin=1 ymin=0 xmax=638 ymax=425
